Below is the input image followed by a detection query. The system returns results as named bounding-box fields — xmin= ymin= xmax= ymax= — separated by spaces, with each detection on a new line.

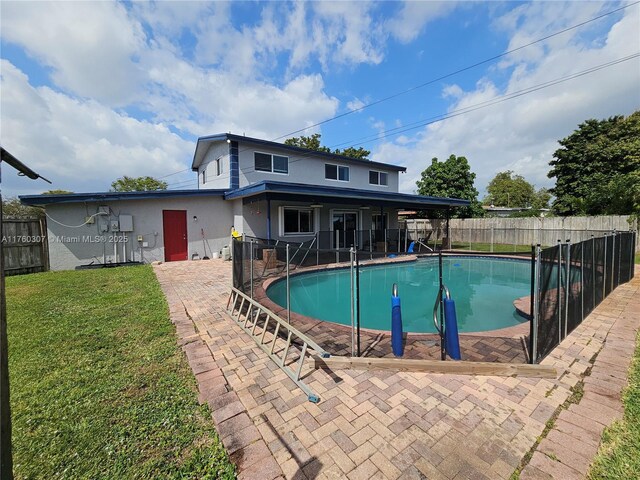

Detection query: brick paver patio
xmin=154 ymin=259 xmax=639 ymax=479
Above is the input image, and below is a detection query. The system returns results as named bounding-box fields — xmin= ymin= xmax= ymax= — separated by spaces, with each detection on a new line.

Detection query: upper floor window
xmin=255 ymin=152 xmax=288 ymax=174
xmin=201 ymin=169 xmax=206 ymax=184
xmin=325 ymin=164 xmax=350 ymax=182
xmin=369 ymin=170 xmax=388 ymax=186
xmin=214 ymin=157 xmax=222 ymax=176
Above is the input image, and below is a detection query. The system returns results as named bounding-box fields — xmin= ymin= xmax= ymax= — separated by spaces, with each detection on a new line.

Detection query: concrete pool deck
xmin=154 ymin=259 xmax=639 ymax=480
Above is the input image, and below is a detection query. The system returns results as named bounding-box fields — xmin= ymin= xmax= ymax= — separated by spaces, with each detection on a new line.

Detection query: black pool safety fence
xmin=232 ymin=230 xmax=636 ymax=362
xmin=232 ymin=237 xmax=529 ymax=360
xmin=530 ymin=231 xmax=637 ymax=364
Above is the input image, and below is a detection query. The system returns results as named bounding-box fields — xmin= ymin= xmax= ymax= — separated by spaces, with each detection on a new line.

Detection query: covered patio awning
xmin=224 ymin=180 xmax=470 ymax=210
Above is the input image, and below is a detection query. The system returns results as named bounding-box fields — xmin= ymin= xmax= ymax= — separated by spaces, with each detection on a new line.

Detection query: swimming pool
xmin=266 ymin=256 xmax=531 ymax=333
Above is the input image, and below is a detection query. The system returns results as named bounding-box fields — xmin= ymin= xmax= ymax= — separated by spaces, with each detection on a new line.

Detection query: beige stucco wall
xmin=44 ymin=195 xmax=235 ymax=270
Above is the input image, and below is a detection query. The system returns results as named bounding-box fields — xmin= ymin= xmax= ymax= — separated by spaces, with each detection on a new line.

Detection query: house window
xmin=282 ymin=207 xmax=315 ymax=235
xmin=254 ymin=152 xmax=289 ymax=174
xmin=369 ymin=170 xmax=389 ymax=186
xmin=325 ymin=164 xmax=350 ymax=182
xmin=201 ymin=169 xmax=206 ymax=184
xmin=214 ymin=157 xmax=222 ymax=176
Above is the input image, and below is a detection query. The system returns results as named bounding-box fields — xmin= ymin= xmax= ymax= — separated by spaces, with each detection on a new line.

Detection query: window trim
xmin=369 ymin=170 xmax=389 ymax=187
xmin=254 ymin=151 xmax=289 ymax=175
xmin=324 ymin=163 xmax=350 ymax=182
xmin=279 ymin=206 xmax=318 ymax=236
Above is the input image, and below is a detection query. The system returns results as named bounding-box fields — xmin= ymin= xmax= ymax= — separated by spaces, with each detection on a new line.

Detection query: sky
xmin=1 ymin=0 xmax=639 ymax=199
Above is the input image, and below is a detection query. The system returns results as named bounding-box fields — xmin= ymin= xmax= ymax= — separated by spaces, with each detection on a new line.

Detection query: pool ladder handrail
xmin=432 ymin=284 xmax=451 ymax=336
xmin=226 ymin=287 xmax=330 ymax=403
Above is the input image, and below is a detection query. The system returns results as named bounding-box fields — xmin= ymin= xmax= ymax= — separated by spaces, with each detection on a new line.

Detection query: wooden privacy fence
xmin=1 ymin=217 xmax=49 ymax=276
xmin=404 ymin=215 xmax=639 ymax=251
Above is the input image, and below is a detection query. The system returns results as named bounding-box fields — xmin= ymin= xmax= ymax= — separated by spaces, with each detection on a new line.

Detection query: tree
xmin=110 ymin=176 xmax=168 ymax=192
xmin=43 ymin=189 xmax=73 ymax=195
xmin=484 ymin=171 xmax=535 ymax=208
xmin=1 ymin=197 xmax=43 ymax=217
xmin=284 ymin=133 xmax=330 ymax=153
xmin=548 ymin=111 xmax=640 ymax=216
xmin=416 ymin=155 xmax=484 ymax=218
xmin=531 ymin=188 xmax=552 ymax=211
xmin=285 ymin=133 xmax=371 ymax=159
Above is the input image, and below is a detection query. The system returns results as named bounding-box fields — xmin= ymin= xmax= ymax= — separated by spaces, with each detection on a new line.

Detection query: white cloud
xmin=386 ymin=1 xmax=458 ymax=43
xmin=347 ymin=98 xmax=366 ymax=111
xmin=372 ymin=3 xmax=640 ymax=196
xmin=0 ymin=1 xmax=145 ymax=105
xmin=0 ymin=60 xmax=192 ymax=193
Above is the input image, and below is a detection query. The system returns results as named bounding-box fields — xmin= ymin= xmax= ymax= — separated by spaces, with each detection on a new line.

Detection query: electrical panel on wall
xmin=119 ymin=215 xmax=134 ymax=232
xmin=98 ymin=206 xmax=110 ymax=232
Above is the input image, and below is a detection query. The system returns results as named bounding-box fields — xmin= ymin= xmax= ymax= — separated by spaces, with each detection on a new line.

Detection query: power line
xmin=326 ymin=54 xmax=640 ymax=149
xmin=209 ymin=1 xmax=637 ymax=176
xmin=271 ymin=1 xmax=638 ymax=141
xmin=228 ymin=53 xmax=639 ymax=178
xmin=165 ymin=3 xmax=639 ymax=188
xmin=157 ymin=168 xmax=191 ymax=179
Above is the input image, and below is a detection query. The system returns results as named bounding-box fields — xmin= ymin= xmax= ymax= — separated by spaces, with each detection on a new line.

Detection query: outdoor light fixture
xmin=309 ymin=204 xmax=323 ymax=208
xmin=193 ymin=215 xmax=198 ymax=222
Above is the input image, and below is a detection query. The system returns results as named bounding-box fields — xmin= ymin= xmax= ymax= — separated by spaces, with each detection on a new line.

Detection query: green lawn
xmin=7 ymin=266 xmax=235 ymax=479
xmin=447 ymin=241 xmax=533 ymax=253
xmin=588 ymin=330 xmax=640 ymax=479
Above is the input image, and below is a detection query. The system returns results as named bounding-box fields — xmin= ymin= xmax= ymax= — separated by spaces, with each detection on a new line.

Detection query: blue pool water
xmin=266 ymin=257 xmax=531 ymax=333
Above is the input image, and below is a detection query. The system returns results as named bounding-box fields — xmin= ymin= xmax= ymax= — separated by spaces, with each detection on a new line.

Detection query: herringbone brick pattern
xmin=154 ymin=259 xmax=639 ymax=479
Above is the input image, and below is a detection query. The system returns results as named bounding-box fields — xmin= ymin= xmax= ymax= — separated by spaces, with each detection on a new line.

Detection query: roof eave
xmin=19 ymin=189 xmax=227 ymax=206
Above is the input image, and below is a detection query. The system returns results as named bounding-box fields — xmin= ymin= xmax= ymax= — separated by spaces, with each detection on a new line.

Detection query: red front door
xmin=162 ymin=210 xmax=188 ymax=261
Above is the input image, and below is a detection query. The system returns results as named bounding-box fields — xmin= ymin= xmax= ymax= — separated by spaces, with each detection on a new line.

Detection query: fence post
xmin=617 ymin=231 xmax=622 ymax=287
xmin=350 ymin=247 xmax=356 ymax=357
xmin=286 ymin=243 xmax=291 ymax=324
xmin=404 ymin=228 xmax=408 ymax=253
xmin=384 ymin=229 xmax=388 ymax=254
xmin=316 ymin=232 xmax=319 ymax=266
xmin=631 ymin=232 xmax=636 ymax=282
xmin=580 ymin=241 xmax=584 ymax=322
xmin=530 ymin=245 xmax=540 ymax=364
xmin=557 ymin=239 xmax=562 ymax=344
xmin=611 ymin=231 xmax=616 ymax=292
xmin=250 ymin=239 xmax=254 ymax=300
xmin=592 ymin=235 xmax=596 ymax=308
xmin=369 ymin=229 xmax=373 ymax=259
xmin=564 ymin=240 xmax=571 ymax=339
xmin=603 ymin=233 xmax=608 ymax=300
xmin=355 ymin=251 xmax=361 ymax=357
xmin=491 ymin=227 xmax=494 ymax=253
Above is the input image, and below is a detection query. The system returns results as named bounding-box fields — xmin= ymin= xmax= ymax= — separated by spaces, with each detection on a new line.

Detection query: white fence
xmin=403 ymin=215 xmax=639 ymax=251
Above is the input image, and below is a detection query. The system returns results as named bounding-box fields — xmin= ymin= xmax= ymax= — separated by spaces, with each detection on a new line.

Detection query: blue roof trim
xmin=20 ymin=189 xmax=226 ymax=206
xmin=191 ymin=133 xmax=407 ymax=172
xmin=223 ymin=180 xmax=470 ymax=207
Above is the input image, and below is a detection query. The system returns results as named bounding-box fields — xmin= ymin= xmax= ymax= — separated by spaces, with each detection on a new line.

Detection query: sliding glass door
xmin=332 ymin=211 xmax=358 ymax=249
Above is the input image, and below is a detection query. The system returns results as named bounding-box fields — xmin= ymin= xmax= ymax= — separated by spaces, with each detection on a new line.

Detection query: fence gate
xmin=1 ymin=217 xmax=49 ymax=276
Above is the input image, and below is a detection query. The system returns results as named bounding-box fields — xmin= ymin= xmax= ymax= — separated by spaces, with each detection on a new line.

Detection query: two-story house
xmin=21 ymin=133 xmax=469 ymax=270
